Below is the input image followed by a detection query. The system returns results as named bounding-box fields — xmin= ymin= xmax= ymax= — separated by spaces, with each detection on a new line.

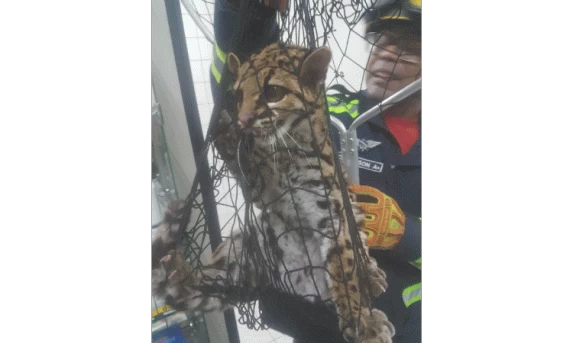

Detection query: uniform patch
xmin=358 ymin=139 xmax=382 ymax=152
xmin=358 ymin=157 xmax=383 ymax=173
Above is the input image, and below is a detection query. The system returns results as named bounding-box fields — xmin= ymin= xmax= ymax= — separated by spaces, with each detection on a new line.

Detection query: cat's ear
xmin=299 ymin=46 xmax=332 ymax=89
xmin=227 ymin=53 xmax=241 ymax=80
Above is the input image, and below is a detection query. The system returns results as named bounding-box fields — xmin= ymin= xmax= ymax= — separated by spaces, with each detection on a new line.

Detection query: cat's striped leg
xmin=326 ymin=234 xmax=395 ymax=343
xmin=152 ymin=200 xmax=186 ymax=270
xmin=152 ymin=233 xmax=246 ymax=313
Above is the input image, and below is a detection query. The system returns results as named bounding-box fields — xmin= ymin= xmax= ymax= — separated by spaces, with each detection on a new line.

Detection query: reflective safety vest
xmin=211 ymin=41 xmax=227 ymax=84
xmin=327 ymin=95 xmax=360 ymax=119
xmin=403 ymin=282 xmax=422 ymax=308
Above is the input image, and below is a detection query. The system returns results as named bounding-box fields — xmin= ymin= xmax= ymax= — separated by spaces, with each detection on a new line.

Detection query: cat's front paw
xmin=159 ymin=250 xmax=190 ymax=284
xmin=152 ymin=249 xmax=193 ymax=301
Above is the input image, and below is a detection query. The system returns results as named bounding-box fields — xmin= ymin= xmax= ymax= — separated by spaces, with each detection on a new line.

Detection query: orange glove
xmin=348 ymin=185 xmax=406 ymax=250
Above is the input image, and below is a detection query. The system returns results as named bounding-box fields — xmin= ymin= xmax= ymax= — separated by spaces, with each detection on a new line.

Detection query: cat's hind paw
xmin=359 ymin=308 xmax=395 ymax=343
xmin=366 ymin=259 xmax=388 ymax=298
xmin=341 ymin=308 xmax=395 ymax=343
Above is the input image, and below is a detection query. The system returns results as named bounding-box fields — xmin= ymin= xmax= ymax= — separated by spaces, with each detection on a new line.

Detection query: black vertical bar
xmin=163 ymin=1 xmax=241 ymax=343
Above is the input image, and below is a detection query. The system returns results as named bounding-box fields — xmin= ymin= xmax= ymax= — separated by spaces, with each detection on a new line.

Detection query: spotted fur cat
xmin=152 ymin=43 xmax=395 ymax=343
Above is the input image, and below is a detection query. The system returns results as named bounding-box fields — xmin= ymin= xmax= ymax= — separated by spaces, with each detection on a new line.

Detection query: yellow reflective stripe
xmin=152 ymin=305 xmax=172 ymax=317
xmin=326 ymin=96 xmax=358 ymax=106
xmin=328 ymin=97 xmax=359 ymax=118
xmin=346 ymin=99 xmax=359 ymax=106
xmin=211 ymin=60 xmax=221 ymax=83
xmin=409 ymin=0 xmax=421 ymax=7
xmin=410 ymin=257 xmax=421 ymax=270
xmin=344 ymin=99 xmax=359 ymax=118
xmin=402 ymin=283 xmax=421 ymax=307
xmin=329 ymin=107 xmax=359 ymax=118
xmin=327 ymin=97 xmax=358 ymax=107
xmin=327 ymin=96 xmax=340 ymax=105
xmin=346 ymin=99 xmax=358 ymax=108
xmin=215 ymin=42 xmax=227 ymax=63
xmin=211 ymin=42 xmax=227 ymax=84
xmin=380 ymin=15 xmax=410 ymax=21
xmin=329 ymin=106 xmax=349 ymax=114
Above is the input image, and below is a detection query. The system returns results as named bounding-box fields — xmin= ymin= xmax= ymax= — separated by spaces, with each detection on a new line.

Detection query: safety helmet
xmin=364 ymin=0 xmax=421 ymax=35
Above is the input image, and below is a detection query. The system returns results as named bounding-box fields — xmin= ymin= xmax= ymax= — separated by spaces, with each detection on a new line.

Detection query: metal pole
xmin=349 ymin=78 xmax=422 ymax=131
xmin=164 ymin=1 xmax=241 ymax=342
xmin=330 ymin=78 xmax=422 ymax=184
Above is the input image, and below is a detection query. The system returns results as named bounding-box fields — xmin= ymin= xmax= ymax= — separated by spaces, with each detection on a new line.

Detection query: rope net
xmin=153 ymin=0 xmax=420 ymax=333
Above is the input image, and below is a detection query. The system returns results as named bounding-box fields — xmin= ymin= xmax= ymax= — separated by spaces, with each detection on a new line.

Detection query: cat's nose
xmin=237 ymin=111 xmax=256 ymax=129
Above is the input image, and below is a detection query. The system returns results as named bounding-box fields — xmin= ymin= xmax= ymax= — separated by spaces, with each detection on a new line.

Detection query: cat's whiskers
xmin=280 ymin=128 xmax=303 ymax=151
xmin=263 ymin=133 xmax=277 ymax=173
xmin=279 ymin=127 xmax=307 ymax=159
xmin=273 ymin=122 xmax=294 ymax=166
xmin=273 ymin=139 xmax=278 ymax=173
xmin=267 ymin=134 xmax=278 ymax=173
xmin=267 ymin=133 xmax=277 ymax=146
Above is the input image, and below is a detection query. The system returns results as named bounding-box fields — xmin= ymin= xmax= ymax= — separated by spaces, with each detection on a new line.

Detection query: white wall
xmin=277 ymin=0 xmax=371 ymax=92
xmin=325 ymin=18 xmax=370 ymax=92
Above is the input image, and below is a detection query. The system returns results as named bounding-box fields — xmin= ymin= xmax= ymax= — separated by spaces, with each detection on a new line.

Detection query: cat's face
xmin=227 ymin=44 xmax=331 ymax=139
xmin=232 ymin=67 xmax=301 ymax=136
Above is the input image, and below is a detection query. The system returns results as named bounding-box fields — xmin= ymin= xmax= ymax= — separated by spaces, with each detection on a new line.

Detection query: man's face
xmin=365 ymin=25 xmax=421 ymax=103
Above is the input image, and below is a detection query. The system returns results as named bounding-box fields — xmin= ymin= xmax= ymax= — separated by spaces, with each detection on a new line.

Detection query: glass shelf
xmin=151 ymin=99 xmax=211 ymax=343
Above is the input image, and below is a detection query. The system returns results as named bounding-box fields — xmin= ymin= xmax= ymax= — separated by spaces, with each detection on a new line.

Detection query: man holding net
xmin=327 ymin=2 xmax=422 ymax=342
xmin=209 ymin=0 xmax=421 ymax=342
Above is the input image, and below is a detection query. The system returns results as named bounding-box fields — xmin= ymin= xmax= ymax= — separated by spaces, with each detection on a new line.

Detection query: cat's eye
xmin=265 ymin=85 xmax=287 ymax=102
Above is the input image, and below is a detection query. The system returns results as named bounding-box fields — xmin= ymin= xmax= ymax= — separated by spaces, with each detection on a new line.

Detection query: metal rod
xmin=164 ymin=1 xmax=240 ymax=342
xmin=329 ymin=78 xmax=421 ymax=184
xmin=346 ymin=129 xmax=359 ymax=184
xmin=180 ymin=0 xmax=215 ymax=44
xmin=329 ymin=116 xmax=347 ymax=136
xmin=348 ymin=78 xmax=421 ymax=131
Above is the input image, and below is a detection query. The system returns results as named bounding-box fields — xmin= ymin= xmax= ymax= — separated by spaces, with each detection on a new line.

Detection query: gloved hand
xmin=348 ymin=185 xmax=406 ymax=250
